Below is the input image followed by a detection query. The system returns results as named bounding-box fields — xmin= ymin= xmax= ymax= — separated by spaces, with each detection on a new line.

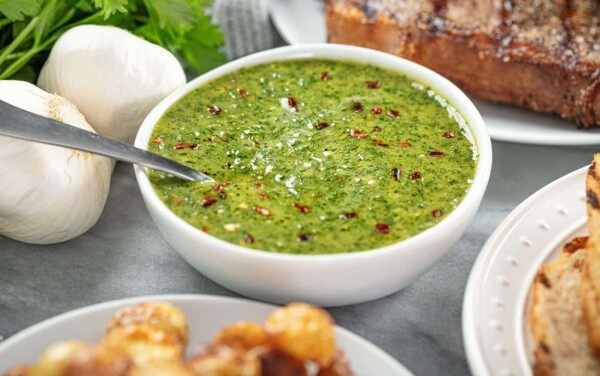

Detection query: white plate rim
xmin=0 ymin=294 xmax=412 ymax=375
xmin=462 ymin=165 xmax=589 ymax=375
xmin=268 ymin=0 xmax=600 ymax=146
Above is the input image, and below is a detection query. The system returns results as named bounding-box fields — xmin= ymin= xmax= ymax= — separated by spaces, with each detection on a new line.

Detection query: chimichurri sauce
xmin=148 ymin=59 xmax=477 ymax=255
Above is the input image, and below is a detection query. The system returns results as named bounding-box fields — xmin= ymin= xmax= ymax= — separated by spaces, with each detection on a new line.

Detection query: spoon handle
xmin=0 ymin=100 xmax=213 ymax=183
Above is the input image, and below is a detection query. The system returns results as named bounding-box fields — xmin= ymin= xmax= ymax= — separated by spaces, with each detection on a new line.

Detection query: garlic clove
xmin=38 ymin=25 xmax=186 ymax=144
xmin=0 ymin=80 xmax=112 ymax=244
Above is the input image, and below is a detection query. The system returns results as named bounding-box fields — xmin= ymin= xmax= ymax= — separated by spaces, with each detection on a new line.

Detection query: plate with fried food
xmin=269 ymin=0 xmax=600 ymax=146
xmin=463 ymin=154 xmax=600 ymax=376
xmin=0 ymin=295 xmax=411 ymax=376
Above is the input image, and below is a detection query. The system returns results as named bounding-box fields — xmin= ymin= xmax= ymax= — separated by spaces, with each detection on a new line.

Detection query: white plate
xmin=462 ymin=166 xmax=589 ymax=376
xmin=0 ymin=294 xmax=412 ymax=376
xmin=269 ymin=0 xmax=600 ymax=145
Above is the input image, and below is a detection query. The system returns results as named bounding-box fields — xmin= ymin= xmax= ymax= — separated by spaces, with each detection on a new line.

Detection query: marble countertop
xmin=0 ymin=140 xmax=597 ymax=375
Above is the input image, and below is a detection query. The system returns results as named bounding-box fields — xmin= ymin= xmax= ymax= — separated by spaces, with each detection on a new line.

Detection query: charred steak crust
xmin=326 ymin=0 xmax=600 ymax=128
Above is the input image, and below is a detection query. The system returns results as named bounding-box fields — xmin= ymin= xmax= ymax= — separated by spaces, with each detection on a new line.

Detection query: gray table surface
xmin=1 ymin=140 xmax=597 ymax=375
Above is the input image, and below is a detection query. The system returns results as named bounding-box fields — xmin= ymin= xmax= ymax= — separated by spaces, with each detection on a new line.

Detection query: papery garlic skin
xmin=0 ymin=80 xmax=112 ymax=244
xmin=38 ymin=25 xmax=186 ymax=144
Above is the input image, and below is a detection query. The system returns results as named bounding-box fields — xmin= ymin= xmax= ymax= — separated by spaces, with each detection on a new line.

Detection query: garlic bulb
xmin=38 ymin=25 xmax=186 ymax=144
xmin=0 ymin=80 xmax=112 ymax=244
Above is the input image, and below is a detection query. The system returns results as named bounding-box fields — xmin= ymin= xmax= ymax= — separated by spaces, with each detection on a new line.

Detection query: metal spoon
xmin=0 ymin=100 xmax=213 ymax=183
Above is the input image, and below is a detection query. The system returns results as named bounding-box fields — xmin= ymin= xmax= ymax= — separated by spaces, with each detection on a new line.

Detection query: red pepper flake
xmin=173 ymin=143 xmax=199 ymax=150
xmin=213 ymin=184 xmax=224 ymax=192
xmin=287 ymin=97 xmax=298 ymax=112
xmin=387 ymin=109 xmax=399 ymax=117
xmin=201 ymin=226 xmax=209 ymax=233
xmin=365 ymin=80 xmax=381 ymax=89
xmin=432 ymin=209 xmax=443 ymax=218
xmin=371 ymin=107 xmax=382 ymax=115
xmin=390 ymin=167 xmax=401 ymax=181
xmin=338 ymin=212 xmax=358 ymax=220
xmin=350 ymin=129 xmax=368 ymax=138
xmin=218 ymin=133 xmax=227 ymax=141
xmin=429 ymin=151 xmax=445 ymax=157
xmin=254 ymin=182 xmax=264 ymax=188
xmin=176 ymin=198 xmax=185 ymax=205
xmin=255 ymin=206 xmax=272 ymax=217
xmin=443 ymin=131 xmax=455 ymax=138
xmin=398 ymin=141 xmax=412 ymax=147
xmin=206 ymin=137 xmax=215 ymax=142
xmin=373 ymin=126 xmax=382 ymax=132
xmin=320 ymin=71 xmax=329 ymax=81
xmin=222 ymin=181 xmax=231 ymax=187
xmin=238 ymin=89 xmax=249 ymax=98
xmin=296 ymin=233 xmax=314 ymax=242
xmin=244 ymin=233 xmax=255 ymax=243
xmin=257 ymin=192 xmax=270 ymax=199
xmin=207 ymin=105 xmax=221 ymax=115
xmin=375 ymin=223 xmax=391 ymax=234
xmin=352 ymin=102 xmax=364 ymax=113
xmin=316 ymin=122 xmax=329 ymax=130
xmin=410 ymin=171 xmax=421 ymax=179
xmin=201 ymin=196 xmax=217 ymax=207
xmin=151 ymin=138 xmax=164 ymax=143
xmin=294 ymin=203 xmax=310 ymax=214
xmin=372 ymin=139 xmax=389 ymax=147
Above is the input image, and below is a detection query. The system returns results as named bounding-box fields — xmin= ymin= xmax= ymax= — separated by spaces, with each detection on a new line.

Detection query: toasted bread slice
xmin=582 ymin=154 xmax=600 ymax=358
xmin=530 ymin=236 xmax=600 ymax=375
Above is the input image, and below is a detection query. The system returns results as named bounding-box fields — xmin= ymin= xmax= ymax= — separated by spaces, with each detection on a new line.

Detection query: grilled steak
xmin=326 ymin=0 xmax=600 ymax=128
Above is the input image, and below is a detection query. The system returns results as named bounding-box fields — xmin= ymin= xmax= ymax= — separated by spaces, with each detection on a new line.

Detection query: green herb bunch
xmin=0 ymin=0 xmax=226 ymax=81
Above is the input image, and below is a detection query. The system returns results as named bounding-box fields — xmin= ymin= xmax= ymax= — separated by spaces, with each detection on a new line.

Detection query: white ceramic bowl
xmin=134 ymin=44 xmax=492 ymax=307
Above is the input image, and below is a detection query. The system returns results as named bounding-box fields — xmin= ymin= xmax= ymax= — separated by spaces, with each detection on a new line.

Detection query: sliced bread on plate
xmin=582 ymin=154 xmax=600 ymax=359
xmin=530 ymin=236 xmax=600 ymax=375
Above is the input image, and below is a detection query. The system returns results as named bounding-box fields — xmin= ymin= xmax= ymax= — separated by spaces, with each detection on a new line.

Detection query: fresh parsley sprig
xmin=0 ymin=0 xmax=226 ymax=81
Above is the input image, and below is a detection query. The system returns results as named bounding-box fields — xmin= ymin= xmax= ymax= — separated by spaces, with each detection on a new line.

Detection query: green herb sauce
xmin=148 ymin=59 xmax=477 ymax=254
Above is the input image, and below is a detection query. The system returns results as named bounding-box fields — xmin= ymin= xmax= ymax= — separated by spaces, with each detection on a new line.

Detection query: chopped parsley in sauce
xmin=148 ymin=59 xmax=477 ymax=255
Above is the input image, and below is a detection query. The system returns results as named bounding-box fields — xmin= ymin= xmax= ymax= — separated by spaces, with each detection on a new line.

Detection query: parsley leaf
xmin=0 ymin=0 xmax=226 ymax=80
xmin=0 ymin=0 xmax=42 ymax=21
xmin=92 ymin=0 xmax=129 ymax=19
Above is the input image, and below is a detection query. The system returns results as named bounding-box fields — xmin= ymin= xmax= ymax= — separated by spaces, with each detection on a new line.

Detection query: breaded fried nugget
xmin=107 ymin=302 xmax=189 ymax=347
xmin=102 ymin=324 xmax=183 ymax=366
xmin=211 ymin=322 xmax=269 ymax=351
xmin=264 ymin=303 xmax=335 ymax=367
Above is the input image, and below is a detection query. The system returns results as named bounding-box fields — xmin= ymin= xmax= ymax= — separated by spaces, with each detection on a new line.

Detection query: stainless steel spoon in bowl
xmin=0 ymin=100 xmax=213 ymax=183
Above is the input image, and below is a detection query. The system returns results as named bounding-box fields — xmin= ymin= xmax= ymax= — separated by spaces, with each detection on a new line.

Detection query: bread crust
xmin=326 ymin=0 xmax=600 ymax=128
xmin=583 ymin=154 xmax=600 ymax=359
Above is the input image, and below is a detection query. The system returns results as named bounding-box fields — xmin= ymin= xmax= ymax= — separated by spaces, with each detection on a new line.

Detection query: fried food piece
xmin=102 ymin=324 xmax=183 ymax=366
xmin=62 ymin=345 xmax=130 ymax=376
xmin=188 ymin=346 xmax=260 ymax=376
xmin=29 ymin=341 xmax=87 ymax=376
xmin=3 ymin=365 xmax=32 ymax=376
xmin=27 ymin=341 xmax=130 ymax=376
xmin=211 ymin=322 xmax=269 ymax=351
xmin=107 ymin=302 xmax=189 ymax=347
xmin=258 ymin=348 xmax=307 ymax=376
xmin=317 ymin=350 xmax=355 ymax=376
xmin=264 ymin=303 xmax=335 ymax=367
xmin=583 ymin=154 xmax=600 ymax=359
xmin=126 ymin=362 xmax=194 ymax=376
